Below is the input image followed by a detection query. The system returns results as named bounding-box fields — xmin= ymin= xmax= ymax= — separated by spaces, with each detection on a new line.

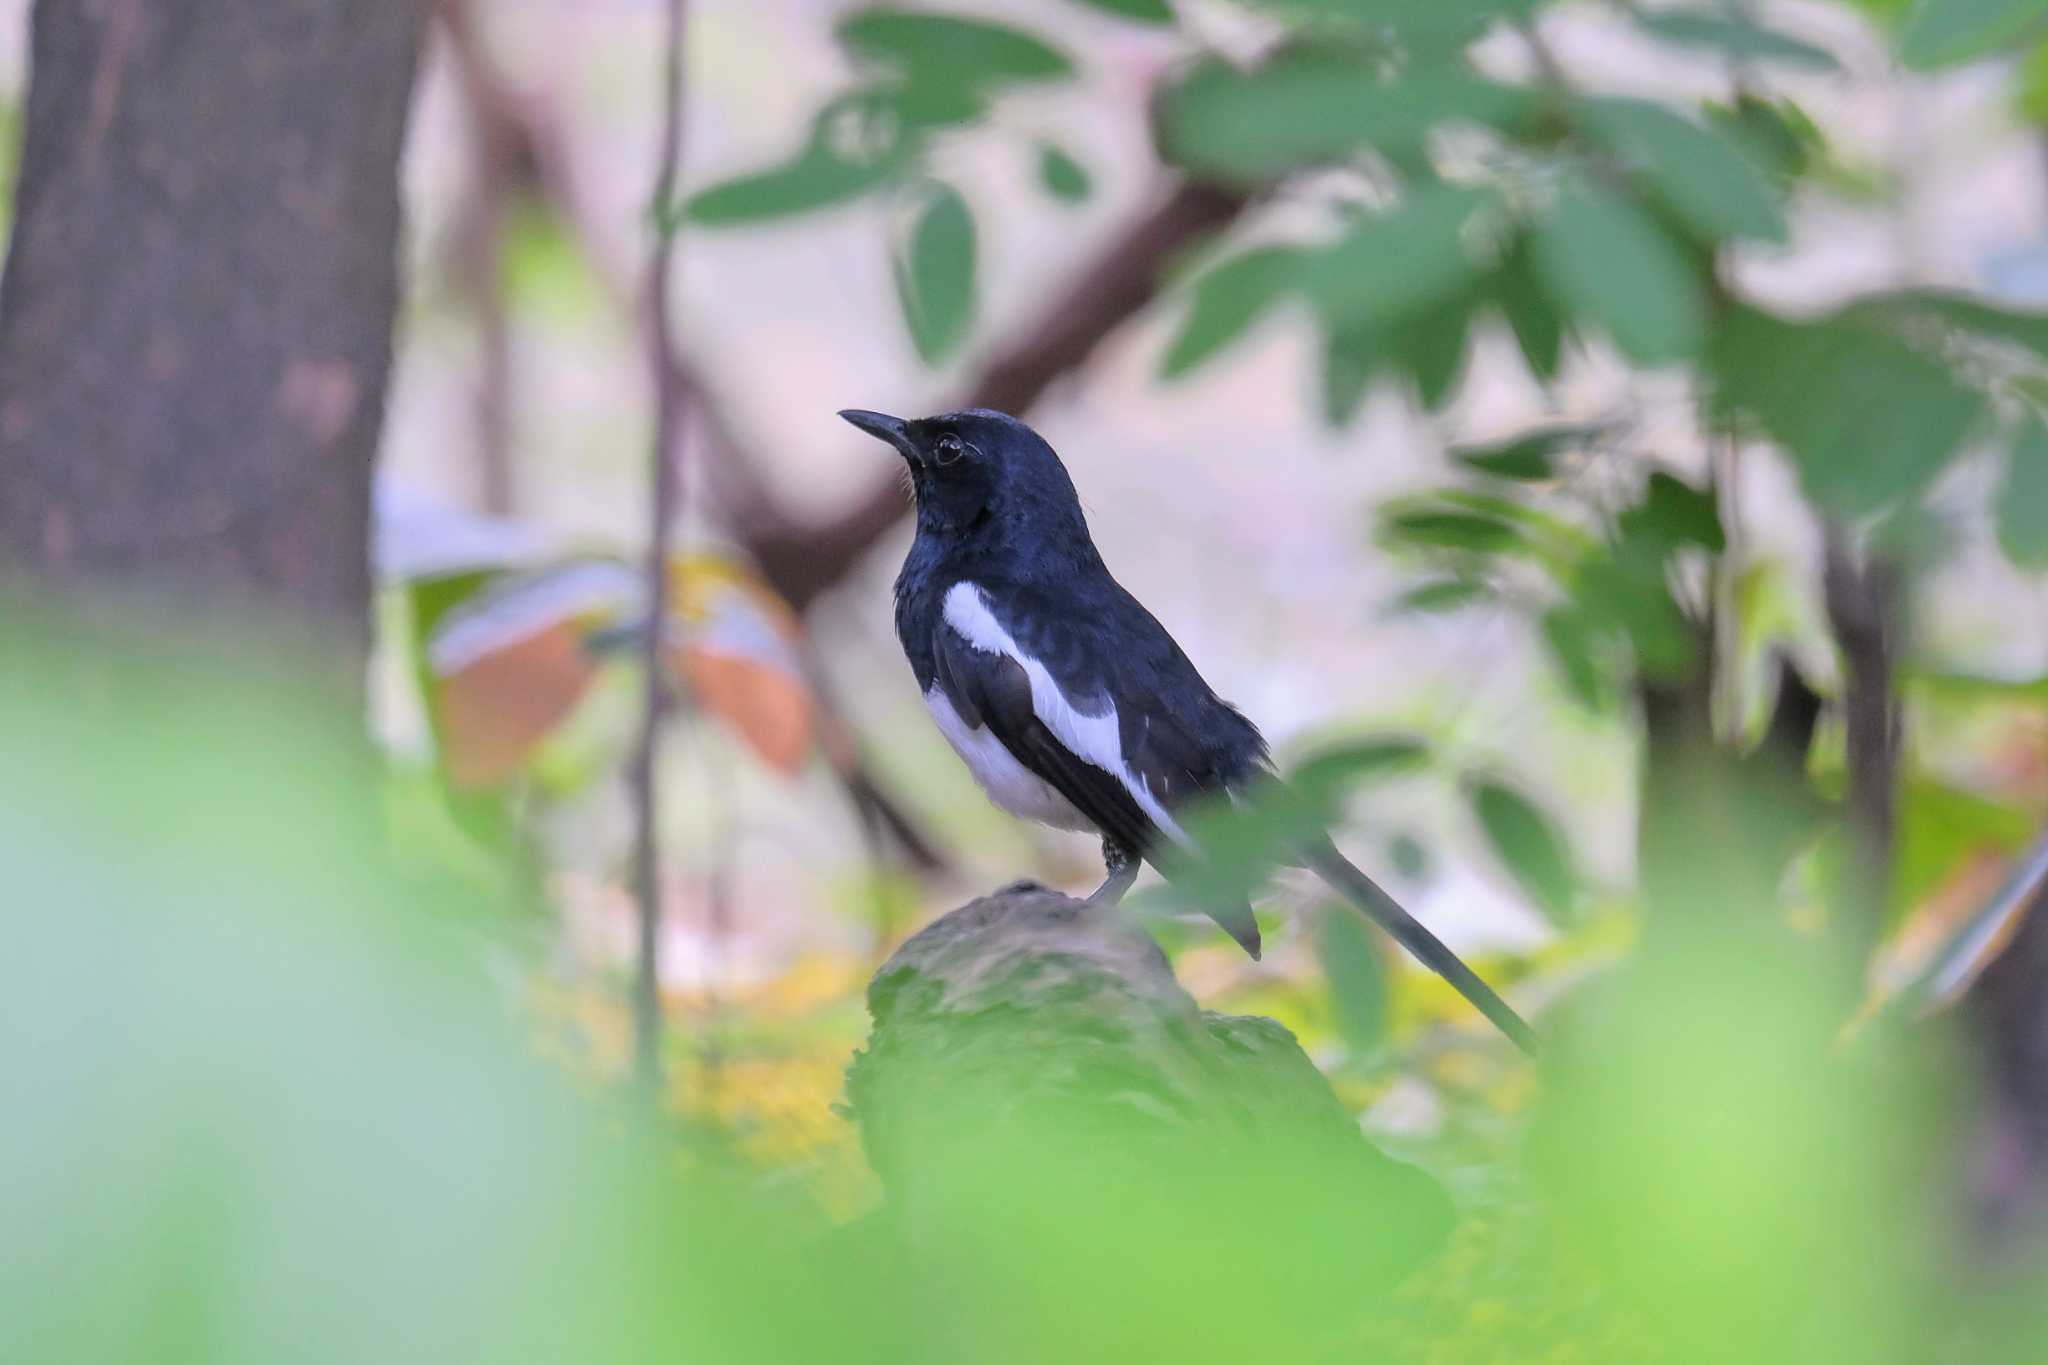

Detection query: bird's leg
xmin=1089 ymin=836 xmax=1140 ymax=905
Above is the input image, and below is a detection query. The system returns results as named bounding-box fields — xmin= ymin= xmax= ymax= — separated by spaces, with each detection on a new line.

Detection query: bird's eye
xmin=933 ymin=434 xmax=966 ymax=466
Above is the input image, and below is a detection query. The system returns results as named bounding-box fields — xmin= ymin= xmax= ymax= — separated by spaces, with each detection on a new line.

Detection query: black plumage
xmin=841 ymin=406 xmax=1535 ymax=1052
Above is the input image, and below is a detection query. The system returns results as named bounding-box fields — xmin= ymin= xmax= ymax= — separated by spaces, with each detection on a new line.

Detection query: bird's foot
xmin=1088 ymin=837 xmax=1140 ymax=905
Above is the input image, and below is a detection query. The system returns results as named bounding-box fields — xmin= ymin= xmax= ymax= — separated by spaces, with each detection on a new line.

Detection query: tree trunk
xmin=0 ymin=0 xmax=425 ymax=695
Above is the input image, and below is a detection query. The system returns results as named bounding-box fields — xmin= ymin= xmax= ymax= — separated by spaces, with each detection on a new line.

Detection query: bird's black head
xmin=839 ymin=407 xmax=1091 ymax=556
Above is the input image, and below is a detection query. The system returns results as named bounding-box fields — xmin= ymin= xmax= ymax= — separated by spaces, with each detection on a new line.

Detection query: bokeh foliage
xmin=20 ymin=0 xmax=2048 ymax=1358
xmin=9 ymin=613 xmax=2043 ymax=1362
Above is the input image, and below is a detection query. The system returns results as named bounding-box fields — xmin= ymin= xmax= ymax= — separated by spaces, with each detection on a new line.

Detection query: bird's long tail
xmin=1300 ymin=837 xmax=1539 ymax=1056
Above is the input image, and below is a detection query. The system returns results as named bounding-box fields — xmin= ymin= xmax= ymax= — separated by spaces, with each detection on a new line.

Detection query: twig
xmin=802 ymin=642 xmax=951 ymax=874
xmin=628 ymin=0 xmax=691 ymax=1104
xmin=436 ymin=0 xmax=524 ymax=514
xmin=696 ymin=710 xmax=736 ymax=1096
xmin=1823 ymin=529 xmax=1899 ymax=951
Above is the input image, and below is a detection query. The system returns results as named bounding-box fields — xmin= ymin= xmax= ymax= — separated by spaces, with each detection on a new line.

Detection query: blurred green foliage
xmin=12 ymin=618 xmax=2048 ymax=1361
xmin=28 ymin=0 xmax=2048 ymax=1356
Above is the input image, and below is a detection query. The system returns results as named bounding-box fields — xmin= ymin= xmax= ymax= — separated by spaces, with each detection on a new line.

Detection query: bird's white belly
xmin=923 ymin=687 xmax=1097 ymax=833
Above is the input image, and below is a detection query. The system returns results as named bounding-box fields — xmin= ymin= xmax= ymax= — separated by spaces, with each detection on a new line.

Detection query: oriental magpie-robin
xmin=841 ymin=406 xmax=1536 ymax=1054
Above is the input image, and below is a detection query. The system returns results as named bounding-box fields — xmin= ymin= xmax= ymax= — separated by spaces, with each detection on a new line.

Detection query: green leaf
xmin=1065 ymin=0 xmax=1176 ymax=22
xmin=1624 ymin=471 xmax=1726 ymax=554
xmin=1454 ymin=425 xmax=1601 ymax=481
xmin=1246 ymin=0 xmax=1536 ymax=49
xmin=1159 ymin=53 xmax=1534 ymax=183
xmin=1492 ymin=234 xmax=1566 ymax=380
xmin=1161 ymin=246 xmax=1303 ymax=378
xmin=1708 ymin=307 xmax=1985 ymax=515
xmin=1165 ymin=800 xmax=1301 ymax=908
xmin=1394 ymin=578 xmax=1493 ymax=613
xmin=1381 ymin=509 xmax=1524 ymax=554
xmin=1540 ymin=606 xmax=1609 ymax=710
xmin=883 ymin=77 xmax=991 ymax=129
xmin=688 ymin=144 xmax=900 ymax=224
xmin=1893 ymin=776 xmax=2036 ymax=920
xmin=1397 ymin=287 xmax=1476 ymax=410
xmin=1533 ymin=184 xmax=1705 ymax=364
xmin=1381 ymin=489 xmax=1597 ymax=571
xmin=688 ymin=91 xmax=919 ymax=224
xmin=1846 ymin=287 xmax=2048 ymax=357
xmin=1318 ymin=907 xmax=1389 ymax=1053
xmin=1321 ymin=323 xmax=1380 ymax=426
xmin=2018 ymin=36 xmax=2048 ymax=124
xmin=1037 ymin=142 xmax=1092 ymax=203
xmin=1560 ymin=471 xmax=1722 ymax=679
xmin=1574 ymin=552 xmax=1697 ymax=676
xmin=1441 ymin=489 xmax=1599 ymax=558
xmin=1466 ymin=776 xmax=1577 ymax=924
xmin=1900 ymin=0 xmax=2048 ymax=68
xmin=1632 ymin=9 xmax=1843 ymax=69
xmin=894 ymin=183 xmax=977 ymax=364
xmin=1450 ymin=432 xmax=1552 ymax=485
xmin=1305 ymin=185 xmax=1488 ymax=331
xmin=1579 ymin=97 xmax=1788 ymax=244
xmin=1706 ymin=94 xmax=1819 ymax=180
xmin=1291 ymin=737 xmax=1433 ymax=809
xmin=1166 ymin=739 xmax=1427 ymax=908
xmin=1999 ymin=413 xmax=2048 ymax=566
xmin=837 ymin=9 xmax=1074 ymax=85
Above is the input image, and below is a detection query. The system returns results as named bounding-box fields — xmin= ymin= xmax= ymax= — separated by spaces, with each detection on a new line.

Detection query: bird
xmin=840 ymin=406 xmax=1537 ymax=1055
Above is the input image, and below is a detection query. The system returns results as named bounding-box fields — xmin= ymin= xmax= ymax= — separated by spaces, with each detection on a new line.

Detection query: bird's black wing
xmin=932 ymin=584 xmax=1266 ymax=956
xmin=932 ymin=621 xmax=1159 ymax=860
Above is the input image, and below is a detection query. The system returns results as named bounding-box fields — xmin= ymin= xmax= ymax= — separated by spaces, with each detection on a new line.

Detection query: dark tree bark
xmin=0 ymin=0 xmax=426 ymax=694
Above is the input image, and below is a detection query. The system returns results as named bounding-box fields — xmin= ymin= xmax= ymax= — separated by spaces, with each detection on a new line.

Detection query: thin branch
xmin=435 ymin=0 xmax=530 ymax=515
xmin=628 ymin=0 xmax=691 ymax=1104
xmin=804 ymin=644 xmax=950 ymax=874
xmin=1824 ymin=529 xmax=1899 ymax=951
xmin=695 ymin=712 xmax=737 ymax=1098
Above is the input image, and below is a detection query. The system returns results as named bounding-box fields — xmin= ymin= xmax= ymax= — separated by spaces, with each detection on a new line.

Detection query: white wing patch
xmin=942 ymin=580 xmax=1188 ymax=843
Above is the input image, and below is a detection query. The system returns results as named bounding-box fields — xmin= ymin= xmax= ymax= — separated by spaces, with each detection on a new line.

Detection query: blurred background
xmin=7 ymin=0 xmax=2048 ymax=1359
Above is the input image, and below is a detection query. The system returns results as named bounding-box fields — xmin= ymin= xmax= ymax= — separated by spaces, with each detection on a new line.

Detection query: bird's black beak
xmin=838 ymin=408 xmax=917 ymax=462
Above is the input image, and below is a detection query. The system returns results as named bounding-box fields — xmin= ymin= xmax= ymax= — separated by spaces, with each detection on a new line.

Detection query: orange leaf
xmin=677 ymin=648 xmax=815 ymax=776
xmin=437 ymin=619 xmax=601 ymax=788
